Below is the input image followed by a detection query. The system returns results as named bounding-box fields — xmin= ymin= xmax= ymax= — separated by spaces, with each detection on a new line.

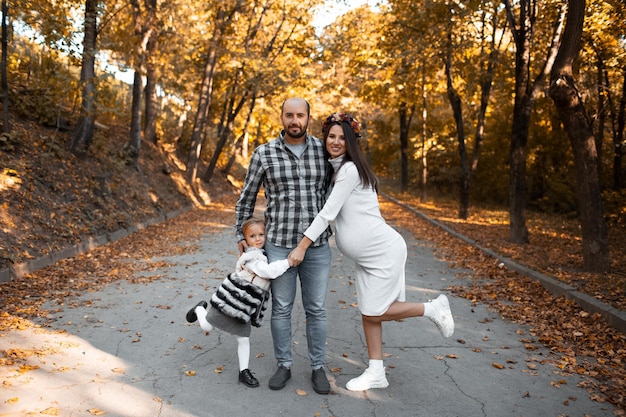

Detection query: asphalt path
xmin=0 ymin=216 xmax=617 ymax=416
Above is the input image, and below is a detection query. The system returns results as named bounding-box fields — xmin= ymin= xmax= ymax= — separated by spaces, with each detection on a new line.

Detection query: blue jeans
xmin=265 ymin=241 xmax=331 ymax=369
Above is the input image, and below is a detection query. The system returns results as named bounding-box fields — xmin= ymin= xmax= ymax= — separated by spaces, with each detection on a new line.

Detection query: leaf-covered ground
xmin=1 ymin=116 xmax=625 ymax=413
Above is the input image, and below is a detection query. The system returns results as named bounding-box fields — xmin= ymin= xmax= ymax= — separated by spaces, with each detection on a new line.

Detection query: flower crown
xmin=322 ymin=112 xmax=361 ymax=138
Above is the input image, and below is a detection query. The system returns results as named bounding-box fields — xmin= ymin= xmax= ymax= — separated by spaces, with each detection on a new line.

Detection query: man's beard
xmin=286 ymin=124 xmax=308 ymax=139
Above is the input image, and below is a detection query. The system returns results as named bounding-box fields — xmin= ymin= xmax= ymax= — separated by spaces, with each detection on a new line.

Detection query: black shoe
xmin=311 ymin=368 xmax=330 ymax=394
xmin=268 ymin=365 xmax=291 ymax=390
xmin=186 ymin=301 xmax=208 ymax=323
xmin=238 ymin=369 xmax=259 ymax=388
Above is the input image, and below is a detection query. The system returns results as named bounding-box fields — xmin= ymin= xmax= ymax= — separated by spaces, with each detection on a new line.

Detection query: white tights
xmin=194 ymin=305 xmax=251 ymax=371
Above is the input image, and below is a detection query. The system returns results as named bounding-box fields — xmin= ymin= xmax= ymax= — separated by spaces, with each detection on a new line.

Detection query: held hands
xmin=288 ymin=246 xmax=306 ymax=267
xmin=288 ymin=236 xmax=313 ymax=267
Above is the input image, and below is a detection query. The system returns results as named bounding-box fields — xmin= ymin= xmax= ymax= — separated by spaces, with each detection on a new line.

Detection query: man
xmin=235 ymin=97 xmax=332 ymax=394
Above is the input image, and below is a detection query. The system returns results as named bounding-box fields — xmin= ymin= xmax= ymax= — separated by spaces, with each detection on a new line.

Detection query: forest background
xmin=1 ymin=0 xmax=626 ymax=410
xmin=5 ymin=0 xmax=625 ymax=278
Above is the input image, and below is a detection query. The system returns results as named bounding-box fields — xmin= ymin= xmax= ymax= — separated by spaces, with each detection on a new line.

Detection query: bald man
xmin=235 ymin=97 xmax=333 ymax=395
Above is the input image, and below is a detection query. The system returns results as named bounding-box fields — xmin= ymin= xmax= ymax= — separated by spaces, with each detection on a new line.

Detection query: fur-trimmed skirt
xmin=209 ymin=273 xmax=269 ymax=333
xmin=206 ymin=306 xmax=251 ymax=337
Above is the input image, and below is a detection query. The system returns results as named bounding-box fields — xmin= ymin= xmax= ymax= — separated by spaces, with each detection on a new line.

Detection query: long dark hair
xmin=322 ymin=114 xmax=378 ymax=193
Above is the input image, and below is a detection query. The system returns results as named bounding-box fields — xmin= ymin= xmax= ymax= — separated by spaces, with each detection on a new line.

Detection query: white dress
xmin=304 ymin=156 xmax=406 ymax=316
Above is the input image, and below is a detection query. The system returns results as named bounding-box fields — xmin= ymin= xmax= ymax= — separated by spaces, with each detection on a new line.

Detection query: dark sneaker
xmin=311 ymin=368 xmax=330 ymax=394
xmin=268 ymin=365 xmax=291 ymax=390
xmin=238 ymin=369 xmax=259 ymax=388
xmin=185 ymin=301 xmax=208 ymax=323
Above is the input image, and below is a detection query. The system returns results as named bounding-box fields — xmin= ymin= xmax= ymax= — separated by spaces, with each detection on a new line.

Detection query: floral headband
xmin=322 ymin=112 xmax=361 ymax=138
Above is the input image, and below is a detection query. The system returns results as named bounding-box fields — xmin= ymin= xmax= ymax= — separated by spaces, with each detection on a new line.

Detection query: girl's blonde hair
xmin=242 ymin=216 xmax=265 ymax=235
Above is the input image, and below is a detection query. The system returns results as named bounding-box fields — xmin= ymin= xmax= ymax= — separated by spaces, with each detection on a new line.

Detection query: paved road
xmin=0 ymin=219 xmax=617 ymax=416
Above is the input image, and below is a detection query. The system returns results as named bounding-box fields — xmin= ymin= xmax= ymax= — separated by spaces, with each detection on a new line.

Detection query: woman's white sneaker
xmin=346 ymin=367 xmax=389 ymax=391
xmin=429 ymin=294 xmax=454 ymax=338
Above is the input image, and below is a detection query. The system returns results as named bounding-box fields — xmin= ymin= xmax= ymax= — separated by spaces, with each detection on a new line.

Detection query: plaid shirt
xmin=235 ymin=131 xmax=332 ymax=248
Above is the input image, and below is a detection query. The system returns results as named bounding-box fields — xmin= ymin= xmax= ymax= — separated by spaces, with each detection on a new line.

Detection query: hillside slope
xmin=0 ymin=114 xmax=235 ymax=273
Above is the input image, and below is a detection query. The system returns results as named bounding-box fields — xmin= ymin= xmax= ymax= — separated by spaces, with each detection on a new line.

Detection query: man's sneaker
xmin=238 ymin=369 xmax=259 ymax=388
xmin=268 ymin=365 xmax=291 ymax=390
xmin=346 ymin=367 xmax=389 ymax=391
xmin=185 ymin=301 xmax=208 ymax=323
xmin=429 ymin=294 xmax=454 ymax=338
xmin=311 ymin=368 xmax=330 ymax=394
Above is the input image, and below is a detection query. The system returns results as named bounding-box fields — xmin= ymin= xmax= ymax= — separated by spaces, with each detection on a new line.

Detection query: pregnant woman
xmin=289 ymin=112 xmax=454 ymax=391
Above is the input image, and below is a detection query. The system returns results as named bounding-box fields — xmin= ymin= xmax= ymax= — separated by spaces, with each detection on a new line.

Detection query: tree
xmin=548 ymin=0 xmax=610 ymax=272
xmin=398 ymin=100 xmax=415 ymax=191
xmin=1 ymin=0 xmax=9 ymax=133
xmin=70 ymin=0 xmax=98 ymax=152
xmin=126 ymin=0 xmax=159 ymax=170
xmin=143 ymin=2 xmax=159 ymax=145
xmin=615 ymin=71 xmax=626 ymax=188
xmin=502 ymin=0 xmax=566 ymax=243
xmin=186 ymin=1 xmax=244 ymax=186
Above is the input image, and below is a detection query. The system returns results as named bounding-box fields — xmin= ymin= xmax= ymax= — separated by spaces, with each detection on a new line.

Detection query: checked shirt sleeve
xmin=235 ymin=149 xmax=265 ymax=242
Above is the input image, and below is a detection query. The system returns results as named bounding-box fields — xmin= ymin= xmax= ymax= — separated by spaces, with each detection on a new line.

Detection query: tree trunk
xmin=128 ymin=0 xmax=158 ymax=168
xmin=593 ymin=51 xmax=606 ymax=182
xmin=420 ymin=67 xmax=428 ymax=203
xmin=128 ymin=70 xmax=143 ymax=169
xmin=503 ymin=0 xmax=566 ymax=243
xmin=398 ymin=101 xmax=414 ymax=193
xmin=471 ymin=4 xmax=500 ymax=185
xmin=1 ymin=0 xmax=9 ymax=133
xmin=549 ymin=0 xmax=610 ymax=273
xmin=203 ymin=86 xmax=248 ymax=183
xmin=143 ymin=0 xmax=158 ymax=144
xmin=223 ymin=91 xmax=256 ymax=177
xmin=70 ymin=0 xmax=98 ymax=152
xmin=187 ymin=5 xmax=241 ymax=185
xmin=443 ymin=22 xmax=468 ymax=220
xmin=614 ymin=70 xmax=626 ymax=189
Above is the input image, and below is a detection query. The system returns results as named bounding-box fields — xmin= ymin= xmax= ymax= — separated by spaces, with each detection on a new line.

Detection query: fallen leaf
xmin=185 ymin=370 xmax=196 ymax=376
xmin=295 ymin=389 xmax=307 ymax=396
xmin=492 ymin=363 xmax=504 ymax=369
xmin=87 ymin=408 xmax=106 ymax=416
xmin=17 ymin=364 xmax=40 ymax=374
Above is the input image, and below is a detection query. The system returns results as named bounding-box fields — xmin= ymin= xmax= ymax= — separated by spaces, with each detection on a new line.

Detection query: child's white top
xmin=236 ymin=247 xmax=290 ymax=291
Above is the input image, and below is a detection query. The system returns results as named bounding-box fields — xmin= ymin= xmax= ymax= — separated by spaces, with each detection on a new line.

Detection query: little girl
xmin=186 ymin=217 xmax=293 ymax=388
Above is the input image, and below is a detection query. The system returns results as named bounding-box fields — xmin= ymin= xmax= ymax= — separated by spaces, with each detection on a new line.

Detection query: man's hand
xmin=238 ymin=239 xmax=248 ymax=255
xmin=288 ymin=247 xmax=306 ymax=267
